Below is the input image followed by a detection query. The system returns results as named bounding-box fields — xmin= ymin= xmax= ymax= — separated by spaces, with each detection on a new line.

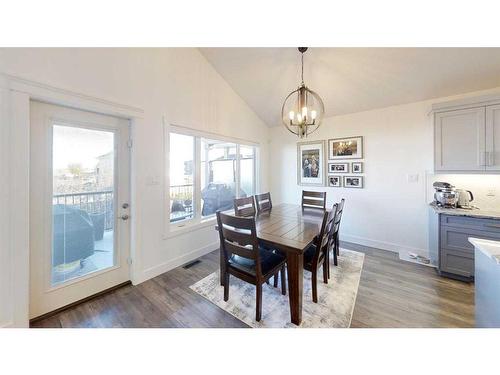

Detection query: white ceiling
xmin=199 ymin=48 xmax=500 ymax=127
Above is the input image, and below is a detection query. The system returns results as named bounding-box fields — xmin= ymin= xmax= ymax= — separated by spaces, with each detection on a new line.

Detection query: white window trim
xmin=163 ymin=122 xmax=260 ymax=239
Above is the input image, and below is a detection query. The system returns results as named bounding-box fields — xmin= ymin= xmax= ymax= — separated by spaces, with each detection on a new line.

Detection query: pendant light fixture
xmin=281 ymin=47 xmax=325 ymax=138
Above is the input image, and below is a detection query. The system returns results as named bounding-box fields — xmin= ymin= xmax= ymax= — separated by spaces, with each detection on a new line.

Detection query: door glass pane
xmin=169 ymin=133 xmax=195 ymax=222
xmin=201 ymin=139 xmax=237 ymax=217
xmin=52 ymin=125 xmax=115 ymax=285
xmin=240 ymin=145 xmax=255 ymax=197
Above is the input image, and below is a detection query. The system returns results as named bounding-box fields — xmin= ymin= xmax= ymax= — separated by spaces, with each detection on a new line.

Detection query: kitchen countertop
xmin=469 ymin=237 xmax=500 ymax=265
xmin=429 ymin=202 xmax=500 ymax=220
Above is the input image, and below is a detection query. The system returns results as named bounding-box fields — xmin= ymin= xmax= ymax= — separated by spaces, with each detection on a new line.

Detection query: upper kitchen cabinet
xmin=433 ymin=93 xmax=500 ymax=173
xmin=486 ymin=104 xmax=500 ymax=171
xmin=434 ymin=107 xmax=485 ymax=171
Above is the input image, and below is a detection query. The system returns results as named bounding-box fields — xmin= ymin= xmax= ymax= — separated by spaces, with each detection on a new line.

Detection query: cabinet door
xmin=486 ymin=104 xmax=500 ymax=171
xmin=440 ymin=248 xmax=474 ymax=277
xmin=435 ymin=107 xmax=486 ymax=171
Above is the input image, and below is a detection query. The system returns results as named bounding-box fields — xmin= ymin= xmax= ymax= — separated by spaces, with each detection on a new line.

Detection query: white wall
xmin=270 ymin=88 xmax=500 ymax=258
xmin=0 ymin=85 xmax=12 ymax=327
xmin=0 ymin=48 xmax=269 ymax=326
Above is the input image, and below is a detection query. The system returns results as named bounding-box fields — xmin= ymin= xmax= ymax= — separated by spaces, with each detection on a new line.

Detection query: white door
xmin=29 ymin=101 xmax=131 ymax=319
xmin=434 ymin=107 xmax=486 ymax=171
xmin=486 ymin=104 xmax=500 ymax=171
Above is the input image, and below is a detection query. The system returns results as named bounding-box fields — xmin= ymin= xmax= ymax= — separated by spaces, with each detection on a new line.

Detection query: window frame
xmin=164 ymin=125 xmax=259 ymax=238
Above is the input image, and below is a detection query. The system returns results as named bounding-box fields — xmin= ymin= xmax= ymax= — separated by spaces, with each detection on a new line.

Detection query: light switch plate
xmin=407 ymin=174 xmax=419 ymax=183
xmin=146 ymin=175 xmax=160 ymax=186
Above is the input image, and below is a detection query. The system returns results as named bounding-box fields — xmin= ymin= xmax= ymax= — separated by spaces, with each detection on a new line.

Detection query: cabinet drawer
xmin=440 ymin=214 xmax=500 ymax=231
xmin=440 ymin=248 xmax=474 ymax=277
xmin=441 ymin=226 xmax=500 ymax=254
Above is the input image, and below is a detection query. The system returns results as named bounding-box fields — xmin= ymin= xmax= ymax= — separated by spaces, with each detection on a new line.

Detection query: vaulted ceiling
xmin=199 ymin=48 xmax=500 ymax=127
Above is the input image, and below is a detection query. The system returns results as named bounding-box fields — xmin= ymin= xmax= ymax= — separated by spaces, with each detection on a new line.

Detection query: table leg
xmin=286 ymin=252 xmax=303 ymax=325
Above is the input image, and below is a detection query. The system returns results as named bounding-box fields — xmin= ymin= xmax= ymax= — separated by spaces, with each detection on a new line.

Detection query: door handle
xmin=120 ymin=214 xmax=130 ymax=221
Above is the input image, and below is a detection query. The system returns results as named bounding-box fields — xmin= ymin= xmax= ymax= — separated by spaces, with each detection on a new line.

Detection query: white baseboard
xmin=0 ymin=321 xmax=13 ymax=328
xmin=134 ymin=241 xmax=219 ymax=285
xmin=341 ymin=233 xmax=430 ymax=259
xmin=135 ymin=234 xmax=432 ymax=286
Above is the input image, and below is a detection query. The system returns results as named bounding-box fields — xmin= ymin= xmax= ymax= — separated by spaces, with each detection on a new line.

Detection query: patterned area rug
xmin=190 ymin=249 xmax=364 ymax=328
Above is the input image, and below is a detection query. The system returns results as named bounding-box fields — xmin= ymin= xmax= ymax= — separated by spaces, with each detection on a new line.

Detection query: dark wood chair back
xmin=216 ymin=211 xmax=262 ymax=275
xmin=326 ymin=199 xmax=345 ymax=269
xmin=327 ymin=203 xmax=340 ymax=249
xmin=319 ymin=206 xmax=337 ymax=250
xmin=311 ymin=206 xmax=336 ymax=264
xmin=302 ymin=190 xmax=326 ymax=210
xmin=333 ymin=199 xmax=345 ymax=234
xmin=233 ymin=196 xmax=256 ymax=217
xmin=255 ymin=192 xmax=272 ymax=213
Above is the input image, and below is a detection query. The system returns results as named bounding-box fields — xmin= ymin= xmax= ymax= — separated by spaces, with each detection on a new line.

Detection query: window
xmin=240 ymin=145 xmax=255 ymax=198
xmin=52 ymin=125 xmax=115 ymax=285
xmin=168 ymin=128 xmax=258 ymax=228
xmin=201 ymin=139 xmax=237 ymax=217
xmin=169 ymin=133 xmax=195 ymax=223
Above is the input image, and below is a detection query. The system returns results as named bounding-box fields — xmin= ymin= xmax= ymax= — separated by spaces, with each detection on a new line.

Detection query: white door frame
xmin=0 ymin=73 xmax=144 ymax=327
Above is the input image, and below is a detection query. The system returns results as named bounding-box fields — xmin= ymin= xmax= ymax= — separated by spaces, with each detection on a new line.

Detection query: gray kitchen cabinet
xmin=440 ymin=248 xmax=473 ymax=278
xmin=486 ymin=104 xmax=500 ymax=171
xmin=433 ymin=93 xmax=500 ymax=173
xmin=434 ymin=107 xmax=486 ymax=172
xmin=429 ymin=211 xmax=500 ymax=281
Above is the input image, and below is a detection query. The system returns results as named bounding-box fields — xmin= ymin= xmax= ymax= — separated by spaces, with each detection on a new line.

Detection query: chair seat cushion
xmin=304 ymin=243 xmax=326 ymax=269
xmin=229 ymin=247 xmax=285 ymax=276
xmin=303 ymin=244 xmax=317 ymax=267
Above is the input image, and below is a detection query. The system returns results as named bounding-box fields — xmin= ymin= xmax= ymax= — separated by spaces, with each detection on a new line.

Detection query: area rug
xmin=190 ymin=249 xmax=364 ymax=328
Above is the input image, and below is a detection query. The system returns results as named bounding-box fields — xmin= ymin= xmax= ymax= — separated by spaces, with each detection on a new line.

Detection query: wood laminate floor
xmin=30 ymin=243 xmax=475 ymax=328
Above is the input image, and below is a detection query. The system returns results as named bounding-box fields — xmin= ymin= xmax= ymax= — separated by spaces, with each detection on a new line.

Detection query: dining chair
xmin=302 ymin=190 xmax=326 ymax=210
xmin=326 ymin=199 xmax=345 ymax=278
xmin=233 ymin=196 xmax=256 ymax=217
xmin=255 ymin=192 xmax=272 ymax=213
xmin=254 ymin=192 xmax=283 ymax=286
xmin=216 ymin=211 xmax=287 ymax=321
xmin=333 ymin=199 xmax=345 ymax=263
xmin=303 ymin=205 xmax=336 ymax=303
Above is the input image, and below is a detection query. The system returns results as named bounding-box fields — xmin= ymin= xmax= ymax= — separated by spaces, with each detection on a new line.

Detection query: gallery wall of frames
xmin=297 ymin=136 xmax=364 ymax=188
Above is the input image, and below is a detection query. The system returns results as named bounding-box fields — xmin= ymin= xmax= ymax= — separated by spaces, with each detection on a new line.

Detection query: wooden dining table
xmin=216 ymin=203 xmax=326 ymax=326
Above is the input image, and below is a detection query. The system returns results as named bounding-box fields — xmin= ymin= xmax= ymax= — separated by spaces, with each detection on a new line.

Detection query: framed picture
xmin=328 ymin=136 xmax=363 ymax=160
xmin=344 ymin=176 xmax=364 ymax=188
xmin=297 ymin=140 xmax=325 ymax=186
xmin=328 ymin=162 xmax=349 ymax=173
xmin=328 ymin=175 xmax=342 ymax=187
xmin=351 ymin=162 xmax=363 ymax=173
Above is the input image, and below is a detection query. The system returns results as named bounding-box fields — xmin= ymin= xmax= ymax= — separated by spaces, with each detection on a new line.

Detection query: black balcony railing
xmin=53 ymin=190 xmax=114 ymax=230
xmin=170 ymin=184 xmax=194 ymax=222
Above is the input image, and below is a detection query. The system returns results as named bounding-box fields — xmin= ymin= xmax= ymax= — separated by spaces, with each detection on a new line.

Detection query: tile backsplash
xmin=427 ymin=173 xmax=500 ymax=211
